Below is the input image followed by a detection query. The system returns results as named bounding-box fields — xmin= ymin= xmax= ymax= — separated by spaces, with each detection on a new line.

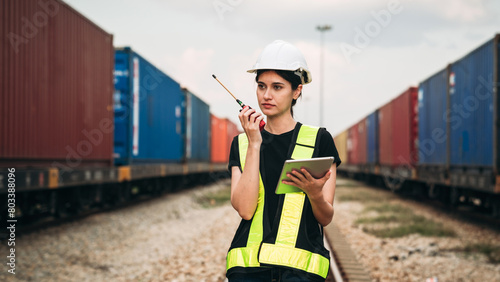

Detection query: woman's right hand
xmin=238 ymin=106 xmax=264 ymax=145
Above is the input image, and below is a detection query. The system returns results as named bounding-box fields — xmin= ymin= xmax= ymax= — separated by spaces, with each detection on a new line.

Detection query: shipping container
xmin=357 ymin=118 xmax=368 ymax=165
xmin=114 ymin=47 xmax=185 ymax=165
xmin=366 ymin=111 xmax=379 ymax=164
xmin=378 ymin=101 xmax=393 ymax=166
xmin=184 ymin=88 xmax=210 ymax=162
xmin=0 ymin=0 xmax=114 ymax=167
xmin=392 ymin=87 xmax=418 ymax=167
xmin=347 ymin=123 xmax=359 ymax=164
xmin=377 ymin=87 xmax=418 ymax=167
xmin=418 ymin=68 xmax=449 ymax=165
xmin=211 ymin=115 xmax=240 ymax=163
xmin=449 ymin=35 xmax=499 ymax=168
xmin=334 ymin=130 xmax=348 ymax=165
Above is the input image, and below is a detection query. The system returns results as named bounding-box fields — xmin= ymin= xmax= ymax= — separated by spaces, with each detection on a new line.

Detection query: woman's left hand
xmin=282 ymin=168 xmax=331 ymax=200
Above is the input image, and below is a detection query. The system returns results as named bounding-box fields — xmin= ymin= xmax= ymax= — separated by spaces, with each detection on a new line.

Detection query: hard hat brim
xmin=247 ymin=67 xmax=312 ymax=84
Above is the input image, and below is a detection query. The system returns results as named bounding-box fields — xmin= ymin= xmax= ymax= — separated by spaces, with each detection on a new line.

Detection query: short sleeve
xmin=318 ymin=129 xmax=342 ymax=167
xmin=228 ymin=136 xmax=241 ymax=175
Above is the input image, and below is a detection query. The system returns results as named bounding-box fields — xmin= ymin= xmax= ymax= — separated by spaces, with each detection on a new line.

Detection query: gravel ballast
xmin=2 ymin=177 xmax=499 ymax=281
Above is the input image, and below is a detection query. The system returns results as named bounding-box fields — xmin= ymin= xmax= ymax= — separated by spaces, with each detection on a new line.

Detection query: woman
xmin=226 ymin=40 xmax=341 ymax=282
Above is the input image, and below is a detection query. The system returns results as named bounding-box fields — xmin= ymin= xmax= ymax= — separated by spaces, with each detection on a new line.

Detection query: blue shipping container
xmin=114 ymin=47 xmax=185 ymax=165
xmin=418 ymin=68 xmax=449 ymax=165
xmin=449 ymin=35 xmax=498 ymax=167
xmin=184 ymin=89 xmax=211 ymax=162
xmin=366 ymin=110 xmax=379 ymax=164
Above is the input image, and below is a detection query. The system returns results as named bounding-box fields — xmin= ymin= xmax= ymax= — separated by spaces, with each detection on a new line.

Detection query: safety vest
xmin=226 ymin=124 xmax=330 ymax=279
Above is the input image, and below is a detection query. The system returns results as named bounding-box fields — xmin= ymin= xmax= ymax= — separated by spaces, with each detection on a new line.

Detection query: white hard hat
xmin=247 ymin=40 xmax=312 ymax=84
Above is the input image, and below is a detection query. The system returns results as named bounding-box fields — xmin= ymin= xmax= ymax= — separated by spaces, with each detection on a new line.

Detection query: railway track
xmin=8 ymin=179 xmax=374 ymax=282
xmin=324 ymin=222 xmax=372 ymax=282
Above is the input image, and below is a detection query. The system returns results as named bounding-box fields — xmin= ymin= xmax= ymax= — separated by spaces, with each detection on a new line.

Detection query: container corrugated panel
xmin=0 ymin=0 xmax=114 ymax=167
xmin=366 ymin=110 xmax=379 ymax=164
xmin=378 ymin=101 xmax=393 ymax=166
xmin=211 ymin=116 xmax=240 ymax=164
xmin=184 ymin=89 xmax=210 ymax=162
xmin=418 ymin=68 xmax=449 ymax=165
xmin=357 ymin=118 xmax=368 ymax=164
xmin=449 ymin=35 xmax=498 ymax=167
xmin=113 ymin=48 xmax=185 ymax=165
xmin=347 ymin=124 xmax=359 ymax=164
xmin=210 ymin=115 xmax=225 ymax=163
xmin=392 ymin=87 xmax=419 ymax=166
xmin=334 ymin=130 xmax=348 ymax=165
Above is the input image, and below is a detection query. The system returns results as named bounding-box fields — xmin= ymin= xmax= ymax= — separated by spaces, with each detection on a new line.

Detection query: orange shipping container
xmin=211 ymin=115 xmax=240 ymax=163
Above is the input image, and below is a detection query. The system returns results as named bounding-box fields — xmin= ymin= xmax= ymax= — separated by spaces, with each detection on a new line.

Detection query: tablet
xmin=275 ymin=156 xmax=335 ymax=194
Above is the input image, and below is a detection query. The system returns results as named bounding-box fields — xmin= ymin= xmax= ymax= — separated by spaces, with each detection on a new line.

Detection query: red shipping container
xmin=347 ymin=123 xmax=359 ymax=164
xmin=378 ymin=101 xmax=393 ymax=166
xmin=211 ymin=115 xmax=240 ymax=163
xmin=357 ymin=117 xmax=368 ymax=164
xmin=392 ymin=87 xmax=418 ymax=166
xmin=1 ymin=0 xmax=114 ymax=167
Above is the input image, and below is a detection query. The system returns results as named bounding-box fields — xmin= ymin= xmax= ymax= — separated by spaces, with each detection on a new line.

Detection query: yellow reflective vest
xmin=226 ymin=124 xmax=330 ymax=279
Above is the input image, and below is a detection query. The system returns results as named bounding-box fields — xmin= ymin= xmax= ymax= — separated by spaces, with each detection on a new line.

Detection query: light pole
xmin=316 ymin=25 xmax=332 ymax=126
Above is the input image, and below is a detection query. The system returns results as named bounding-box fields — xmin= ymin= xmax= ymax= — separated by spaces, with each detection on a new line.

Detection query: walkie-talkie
xmin=212 ymin=74 xmax=265 ymax=131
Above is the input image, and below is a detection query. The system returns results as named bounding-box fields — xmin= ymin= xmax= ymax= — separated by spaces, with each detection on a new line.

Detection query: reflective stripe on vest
xmin=226 ymin=125 xmax=329 ymax=278
xmin=226 ymin=134 xmax=265 ymax=268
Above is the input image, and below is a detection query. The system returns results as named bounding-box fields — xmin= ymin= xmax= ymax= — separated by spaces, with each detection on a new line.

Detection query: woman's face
xmin=256 ymin=71 xmax=302 ymax=118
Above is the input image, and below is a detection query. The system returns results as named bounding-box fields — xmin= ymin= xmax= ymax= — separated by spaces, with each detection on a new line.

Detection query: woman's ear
xmin=293 ymin=84 xmax=303 ymax=100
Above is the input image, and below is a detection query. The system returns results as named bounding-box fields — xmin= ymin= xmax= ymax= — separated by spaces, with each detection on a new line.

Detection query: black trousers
xmin=228 ymin=268 xmax=322 ymax=282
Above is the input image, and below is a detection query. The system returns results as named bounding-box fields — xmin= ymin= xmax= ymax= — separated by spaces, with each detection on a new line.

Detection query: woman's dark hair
xmin=256 ymin=69 xmax=303 ymax=117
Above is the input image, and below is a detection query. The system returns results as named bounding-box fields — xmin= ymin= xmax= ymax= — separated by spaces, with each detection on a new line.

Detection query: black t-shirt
xmin=228 ymin=122 xmax=341 ymax=226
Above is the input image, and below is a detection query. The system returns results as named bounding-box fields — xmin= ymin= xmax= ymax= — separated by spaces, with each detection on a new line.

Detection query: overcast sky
xmin=65 ymin=0 xmax=500 ymax=136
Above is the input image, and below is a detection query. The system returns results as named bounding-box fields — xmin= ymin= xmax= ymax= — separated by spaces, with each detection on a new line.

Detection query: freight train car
xmin=377 ymin=87 xmax=419 ymax=182
xmin=417 ymin=67 xmax=450 ymax=185
xmin=391 ymin=87 xmax=419 ymax=180
xmin=0 ymin=0 xmax=117 ymax=220
xmin=1 ymin=0 xmax=114 ymax=168
xmin=0 ymin=0 xmax=227 ymax=223
xmin=447 ymin=35 xmax=500 ymax=210
xmin=335 ymin=34 xmax=500 ymax=216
